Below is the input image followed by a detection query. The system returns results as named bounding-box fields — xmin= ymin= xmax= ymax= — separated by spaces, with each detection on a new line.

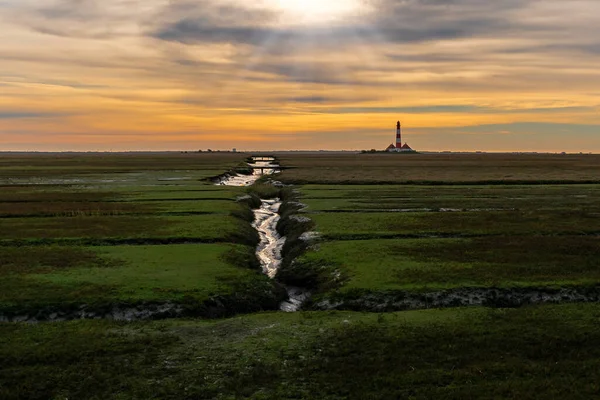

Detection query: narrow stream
xmin=218 ymin=159 xmax=280 ymax=186
xmin=219 ymin=157 xmax=309 ymax=312
xmin=252 ymin=199 xmax=284 ymax=279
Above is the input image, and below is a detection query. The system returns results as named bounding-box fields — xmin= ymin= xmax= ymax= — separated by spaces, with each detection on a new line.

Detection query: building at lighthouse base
xmin=385 ymin=121 xmax=416 ymax=152
xmin=386 ymin=143 xmax=415 ymax=152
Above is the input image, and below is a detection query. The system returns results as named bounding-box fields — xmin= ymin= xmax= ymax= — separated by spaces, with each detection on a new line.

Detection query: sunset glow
xmin=0 ymin=0 xmax=599 ymax=151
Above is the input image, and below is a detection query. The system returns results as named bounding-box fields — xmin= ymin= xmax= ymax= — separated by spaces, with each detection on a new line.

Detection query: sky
xmin=1 ymin=0 xmax=600 ymax=152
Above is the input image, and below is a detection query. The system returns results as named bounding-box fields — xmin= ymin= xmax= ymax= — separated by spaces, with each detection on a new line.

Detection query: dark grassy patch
xmin=0 ymin=246 xmax=119 ymax=275
xmin=290 ymin=305 xmax=600 ymax=399
xmin=0 ymin=201 xmax=149 ymax=217
xmin=0 ymin=215 xmax=173 ymax=240
xmin=0 ymin=215 xmax=245 ymax=242
xmin=2 ymin=304 xmax=600 ymax=399
xmin=0 ymin=190 xmax=117 ymax=203
xmin=0 ymin=320 xmax=180 ymax=400
xmin=247 ymin=183 xmax=284 ymax=199
xmin=0 ymin=153 xmax=248 ymax=178
xmin=276 ymin=258 xmax=344 ymax=291
xmin=396 ymin=236 xmax=600 ymax=286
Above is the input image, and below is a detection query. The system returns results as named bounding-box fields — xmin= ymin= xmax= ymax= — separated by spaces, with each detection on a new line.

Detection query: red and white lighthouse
xmin=396 ymin=121 xmax=402 ymax=149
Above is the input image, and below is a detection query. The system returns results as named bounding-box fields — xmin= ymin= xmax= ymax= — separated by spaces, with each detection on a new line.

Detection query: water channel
xmin=218 ymin=157 xmax=309 ymax=311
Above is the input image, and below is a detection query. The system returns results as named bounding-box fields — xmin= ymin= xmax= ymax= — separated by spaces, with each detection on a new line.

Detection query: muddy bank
xmin=266 ymin=197 xmax=319 ymax=309
xmin=0 ymin=282 xmax=288 ymax=323
xmin=280 ymin=286 xmax=312 ymax=312
xmin=0 ymin=302 xmax=186 ymax=323
xmin=310 ymin=286 xmax=600 ymax=312
xmin=307 ymin=208 xmax=517 ymax=214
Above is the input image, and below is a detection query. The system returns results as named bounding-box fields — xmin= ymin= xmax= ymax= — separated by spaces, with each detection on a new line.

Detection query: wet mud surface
xmin=312 ymin=286 xmax=600 ymax=312
xmin=252 ymin=199 xmax=285 ymax=279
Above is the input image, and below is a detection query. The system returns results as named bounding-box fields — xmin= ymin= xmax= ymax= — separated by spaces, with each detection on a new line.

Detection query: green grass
xmin=2 ymin=304 xmax=600 ymax=399
xmin=0 ymin=201 xmax=147 ymax=217
xmin=0 ymin=199 xmax=241 ymax=217
xmin=0 ymin=214 xmax=245 ymax=242
xmin=297 ymin=237 xmax=600 ymax=292
xmin=120 ymin=189 xmax=244 ymax=201
xmin=0 ymin=244 xmax=264 ymax=309
xmin=291 ymin=181 xmax=600 ymax=298
xmin=3 ymin=153 xmax=600 ymax=399
xmin=0 ymin=153 xmax=247 ymax=178
xmin=309 ymin=210 xmax=600 ymax=239
xmin=300 ymin=184 xmax=600 ymax=212
xmin=0 ymin=154 xmax=269 ymax=316
xmin=136 ymin=199 xmax=242 ymax=214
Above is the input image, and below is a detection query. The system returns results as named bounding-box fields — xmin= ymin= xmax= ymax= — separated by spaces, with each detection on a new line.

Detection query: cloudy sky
xmin=1 ymin=0 xmax=600 ymax=151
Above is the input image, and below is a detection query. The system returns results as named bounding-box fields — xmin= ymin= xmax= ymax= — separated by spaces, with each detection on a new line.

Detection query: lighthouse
xmin=385 ymin=120 xmax=415 ymax=152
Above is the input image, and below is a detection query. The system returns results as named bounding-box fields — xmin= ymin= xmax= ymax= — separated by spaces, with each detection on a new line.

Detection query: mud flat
xmin=0 ymin=281 xmax=288 ymax=323
xmin=0 ymin=303 xmax=186 ymax=323
xmin=311 ymin=286 xmax=600 ymax=312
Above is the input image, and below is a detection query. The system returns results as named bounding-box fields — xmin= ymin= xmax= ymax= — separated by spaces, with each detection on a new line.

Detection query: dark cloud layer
xmin=141 ymin=0 xmax=600 ymax=87
xmin=151 ymin=0 xmax=534 ymax=48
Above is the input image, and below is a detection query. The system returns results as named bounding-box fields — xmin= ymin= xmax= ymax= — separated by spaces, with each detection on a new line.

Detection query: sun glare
xmin=274 ymin=0 xmax=364 ymax=24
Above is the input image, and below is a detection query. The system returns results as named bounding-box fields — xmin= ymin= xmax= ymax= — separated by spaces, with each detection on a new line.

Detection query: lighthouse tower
xmin=396 ymin=121 xmax=402 ymax=150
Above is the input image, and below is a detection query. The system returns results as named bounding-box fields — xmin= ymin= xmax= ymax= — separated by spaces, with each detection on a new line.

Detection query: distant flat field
xmin=300 ymin=184 xmax=600 ymax=211
xmin=276 ymin=153 xmax=600 ymax=183
xmin=0 ymin=152 xmax=246 ymax=180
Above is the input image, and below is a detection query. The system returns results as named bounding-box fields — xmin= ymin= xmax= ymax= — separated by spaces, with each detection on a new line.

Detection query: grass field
xmin=0 ymin=214 xmax=246 ymax=242
xmin=277 ymin=155 xmax=600 ymax=306
xmin=298 ymin=237 xmax=600 ymax=291
xmin=299 ymin=184 xmax=600 ymax=212
xmin=276 ymin=153 xmax=600 ymax=184
xmin=2 ymin=152 xmax=600 ymax=399
xmin=1 ymin=244 xmax=265 ymax=309
xmin=309 ymin=210 xmax=600 ymax=239
xmin=2 ymin=304 xmax=600 ymax=399
xmin=0 ymin=153 xmax=282 ymax=318
xmin=0 ymin=152 xmax=245 ymax=181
